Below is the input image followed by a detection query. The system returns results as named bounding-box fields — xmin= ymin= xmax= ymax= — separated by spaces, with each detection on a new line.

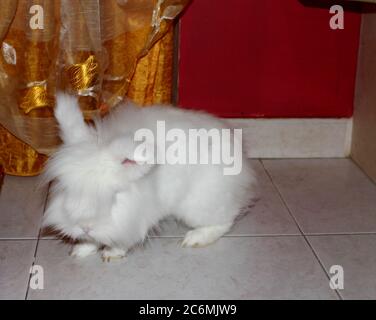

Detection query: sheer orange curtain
xmin=0 ymin=0 xmax=189 ymax=176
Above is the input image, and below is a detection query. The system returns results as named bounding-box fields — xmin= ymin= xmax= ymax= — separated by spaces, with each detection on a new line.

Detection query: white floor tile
xmin=308 ymin=234 xmax=376 ymax=300
xmin=28 ymin=237 xmax=337 ymax=300
xmin=1 ymin=159 xmax=374 ymax=300
xmin=263 ymin=159 xmax=376 ymax=234
xmin=0 ymin=176 xmax=47 ymax=239
xmin=0 ymin=240 xmax=36 ymax=299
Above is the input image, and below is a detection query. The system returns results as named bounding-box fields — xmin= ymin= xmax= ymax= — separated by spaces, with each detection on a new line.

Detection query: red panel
xmin=178 ymin=0 xmax=361 ymax=118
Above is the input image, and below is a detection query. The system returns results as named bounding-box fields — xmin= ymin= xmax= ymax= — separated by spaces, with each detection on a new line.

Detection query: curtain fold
xmin=0 ymin=0 xmax=189 ymax=176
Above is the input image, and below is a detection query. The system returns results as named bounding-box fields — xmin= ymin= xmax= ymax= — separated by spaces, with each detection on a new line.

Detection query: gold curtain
xmin=0 ymin=0 xmax=189 ymax=176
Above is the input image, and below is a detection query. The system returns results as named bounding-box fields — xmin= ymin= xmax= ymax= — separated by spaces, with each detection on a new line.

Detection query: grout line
xmin=3 ymin=231 xmax=376 ymax=242
xmin=259 ymin=159 xmax=306 ymax=237
xmin=152 ymin=234 xmax=303 ymax=238
xmin=305 ymin=232 xmax=376 ymax=236
xmin=0 ymin=238 xmax=40 ymax=241
xmin=260 ymin=160 xmax=343 ymax=300
xmin=36 ymin=234 xmax=303 ymax=241
xmin=150 ymin=233 xmax=303 ymax=238
xmin=24 ymin=182 xmax=51 ymax=300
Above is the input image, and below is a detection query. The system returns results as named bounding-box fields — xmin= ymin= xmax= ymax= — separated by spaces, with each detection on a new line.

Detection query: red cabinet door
xmin=178 ymin=0 xmax=361 ymax=118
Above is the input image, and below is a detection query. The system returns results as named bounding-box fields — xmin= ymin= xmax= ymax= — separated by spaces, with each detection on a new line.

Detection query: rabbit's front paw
xmin=101 ymin=247 xmax=126 ymax=262
xmin=70 ymin=243 xmax=98 ymax=258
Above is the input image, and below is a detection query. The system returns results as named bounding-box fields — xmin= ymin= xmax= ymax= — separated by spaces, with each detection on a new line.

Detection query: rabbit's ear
xmin=54 ymin=93 xmax=92 ymax=144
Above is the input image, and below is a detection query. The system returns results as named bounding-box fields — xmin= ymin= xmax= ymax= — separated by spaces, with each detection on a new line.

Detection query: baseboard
xmin=229 ymin=118 xmax=353 ymax=158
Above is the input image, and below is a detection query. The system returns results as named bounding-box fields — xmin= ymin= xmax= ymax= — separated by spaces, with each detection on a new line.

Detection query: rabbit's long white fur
xmin=43 ymin=94 xmax=256 ymax=260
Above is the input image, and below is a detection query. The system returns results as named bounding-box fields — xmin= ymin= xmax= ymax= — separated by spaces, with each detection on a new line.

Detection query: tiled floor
xmin=1 ymin=159 xmax=376 ymax=300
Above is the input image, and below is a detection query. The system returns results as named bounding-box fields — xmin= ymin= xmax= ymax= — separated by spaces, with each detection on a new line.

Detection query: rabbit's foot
xmin=70 ymin=243 xmax=98 ymax=258
xmin=101 ymin=247 xmax=126 ymax=262
xmin=182 ymin=224 xmax=232 ymax=248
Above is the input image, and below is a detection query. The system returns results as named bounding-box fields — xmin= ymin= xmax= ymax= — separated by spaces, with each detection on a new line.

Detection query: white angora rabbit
xmin=43 ymin=94 xmax=255 ymax=261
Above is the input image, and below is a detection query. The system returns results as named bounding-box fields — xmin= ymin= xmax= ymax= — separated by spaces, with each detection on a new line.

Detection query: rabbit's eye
xmin=122 ymin=158 xmax=136 ymax=165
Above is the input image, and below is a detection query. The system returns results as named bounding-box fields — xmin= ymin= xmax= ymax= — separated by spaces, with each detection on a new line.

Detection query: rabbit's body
xmin=43 ymin=94 xmax=255 ymax=260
